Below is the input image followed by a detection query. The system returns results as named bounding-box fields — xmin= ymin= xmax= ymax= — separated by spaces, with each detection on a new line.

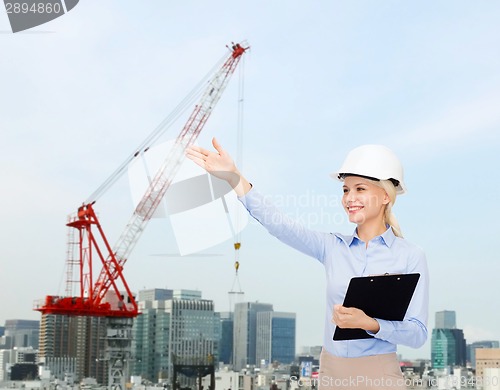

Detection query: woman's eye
xmin=343 ymin=188 xmax=348 ymax=194
xmin=356 ymin=187 xmax=365 ymax=191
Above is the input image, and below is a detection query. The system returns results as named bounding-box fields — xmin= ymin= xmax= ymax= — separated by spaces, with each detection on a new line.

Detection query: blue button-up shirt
xmin=239 ymin=187 xmax=429 ymax=358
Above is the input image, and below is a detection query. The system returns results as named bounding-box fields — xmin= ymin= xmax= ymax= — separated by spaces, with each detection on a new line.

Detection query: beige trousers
xmin=318 ymin=349 xmax=406 ymax=389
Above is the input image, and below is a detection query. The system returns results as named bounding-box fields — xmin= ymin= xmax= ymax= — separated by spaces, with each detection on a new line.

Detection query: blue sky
xmin=1 ymin=1 xmax=500 ymax=361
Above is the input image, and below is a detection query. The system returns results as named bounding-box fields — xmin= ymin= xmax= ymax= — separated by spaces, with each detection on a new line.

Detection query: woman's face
xmin=342 ymin=176 xmax=389 ymax=226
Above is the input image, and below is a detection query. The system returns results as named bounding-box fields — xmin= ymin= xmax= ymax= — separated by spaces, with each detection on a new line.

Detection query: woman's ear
xmin=382 ymin=191 xmax=391 ymax=205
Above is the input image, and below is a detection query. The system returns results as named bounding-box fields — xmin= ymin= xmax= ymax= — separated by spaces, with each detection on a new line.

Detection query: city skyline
xmin=3 ymin=308 xmax=500 ymax=390
xmin=2 ymin=1 xmax=500 ymax=363
xmin=3 ymin=299 xmax=499 ymax=364
xmin=0 ymin=289 xmax=298 ymax=386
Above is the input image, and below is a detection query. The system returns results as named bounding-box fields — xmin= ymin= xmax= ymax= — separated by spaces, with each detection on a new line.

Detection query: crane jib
xmin=35 ymin=42 xmax=249 ymax=318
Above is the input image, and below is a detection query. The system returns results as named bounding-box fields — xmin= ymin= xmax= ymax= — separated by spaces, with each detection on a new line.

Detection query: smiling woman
xmin=333 ymin=144 xmax=406 ymax=240
xmin=186 ymin=138 xmax=429 ymax=389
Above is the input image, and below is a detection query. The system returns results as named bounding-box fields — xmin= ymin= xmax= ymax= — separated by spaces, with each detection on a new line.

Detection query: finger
xmin=342 ymin=310 xmax=353 ymax=317
xmin=334 ymin=304 xmax=348 ymax=315
xmin=212 ymin=137 xmax=225 ymax=154
xmin=185 ymin=153 xmax=206 ymax=168
xmin=185 ymin=148 xmax=197 ymax=158
xmin=186 ymin=148 xmax=210 ymax=162
xmin=187 ymin=145 xmax=210 ymax=156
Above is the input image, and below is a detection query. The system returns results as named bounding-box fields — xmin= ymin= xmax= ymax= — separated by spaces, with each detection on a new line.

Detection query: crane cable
xmin=234 ymin=50 xmax=245 ymax=262
xmin=227 ymin=52 xmax=246 ymax=297
xmin=85 ymin=53 xmax=228 ymax=204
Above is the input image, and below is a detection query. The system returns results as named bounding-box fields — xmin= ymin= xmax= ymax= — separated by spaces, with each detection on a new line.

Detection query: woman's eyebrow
xmin=344 ymin=181 xmax=369 ymax=187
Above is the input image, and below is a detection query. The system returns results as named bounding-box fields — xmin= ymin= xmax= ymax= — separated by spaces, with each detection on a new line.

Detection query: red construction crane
xmin=35 ymin=42 xmax=248 ymax=319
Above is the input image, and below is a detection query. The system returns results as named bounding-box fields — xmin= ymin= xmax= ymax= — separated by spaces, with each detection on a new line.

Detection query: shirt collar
xmin=334 ymin=225 xmax=397 ymax=247
xmin=379 ymin=226 xmax=397 ymax=247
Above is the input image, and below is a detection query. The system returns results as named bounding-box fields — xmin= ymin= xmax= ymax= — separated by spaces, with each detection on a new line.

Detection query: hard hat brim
xmin=330 ymin=172 xmax=407 ymax=195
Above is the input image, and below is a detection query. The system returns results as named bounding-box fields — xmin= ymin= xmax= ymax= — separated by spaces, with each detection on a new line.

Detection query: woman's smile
xmin=346 ymin=204 xmax=364 ymax=214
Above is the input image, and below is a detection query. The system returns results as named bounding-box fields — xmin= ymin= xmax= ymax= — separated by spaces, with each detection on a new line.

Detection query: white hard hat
xmin=331 ymin=144 xmax=407 ymax=194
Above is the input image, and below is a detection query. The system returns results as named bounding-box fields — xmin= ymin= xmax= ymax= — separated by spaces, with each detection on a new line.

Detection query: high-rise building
xmin=39 ymin=314 xmax=107 ymax=384
xmin=431 ymin=329 xmax=455 ymax=369
xmin=467 ymin=341 xmax=500 ymax=368
xmin=173 ymin=289 xmax=202 ymax=300
xmin=0 ymin=350 xmax=10 ymax=381
xmin=132 ymin=300 xmax=170 ymax=382
xmin=431 ymin=310 xmax=466 ymax=369
xmin=37 ymin=291 xmax=134 ymax=387
xmin=431 ymin=328 xmax=466 ymax=369
xmin=475 ymin=348 xmax=500 ymax=384
xmin=450 ymin=329 xmax=466 ymax=367
xmin=0 ymin=326 xmax=5 ymax=349
xmin=134 ymin=285 xmax=175 ymax=379
xmin=2 ymin=320 xmax=40 ymax=349
xmin=435 ymin=311 xmax=456 ymax=329
xmin=219 ymin=312 xmax=234 ymax=365
xmin=233 ymin=302 xmax=273 ymax=371
xmin=137 ymin=288 xmax=173 ymax=302
xmin=131 ymin=289 xmax=220 ymax=385
xmin=256 ymin=312 xmax=296 ymax=365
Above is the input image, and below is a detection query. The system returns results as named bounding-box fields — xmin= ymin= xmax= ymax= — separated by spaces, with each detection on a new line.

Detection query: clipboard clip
xmin=368 ymin=272 xmax=401 ymax=281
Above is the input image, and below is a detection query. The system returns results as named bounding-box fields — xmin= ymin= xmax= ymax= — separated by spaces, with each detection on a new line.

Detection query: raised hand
xmin=186 ymin=137 xmax=252 ymax=196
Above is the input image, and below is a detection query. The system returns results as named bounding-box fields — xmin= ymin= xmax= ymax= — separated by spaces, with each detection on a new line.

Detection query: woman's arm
xmin=186 ymin=138 xmax=329 ymax=262
xmin=331 ymin=249 xmax=429 ymax=348
xmin=369 ymin=249 xmax=429 ymax=348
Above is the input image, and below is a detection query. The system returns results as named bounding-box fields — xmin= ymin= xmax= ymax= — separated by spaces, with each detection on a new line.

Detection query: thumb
xmin=212 ymin=137 xmax=225 ymax=154
xmin=335 ymin=305 xmax=350 ymax=315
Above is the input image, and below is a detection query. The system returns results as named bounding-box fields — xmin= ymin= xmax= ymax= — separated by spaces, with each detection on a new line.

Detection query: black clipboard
xmin=333 ymin=273 xmax=420 ymax=341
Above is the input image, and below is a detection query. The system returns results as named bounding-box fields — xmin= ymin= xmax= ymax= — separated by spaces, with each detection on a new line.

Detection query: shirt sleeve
xmin=367 ymin=247 xmax=429 ymax=348
xmin=238 ymin=186 xmax=327 ymax=262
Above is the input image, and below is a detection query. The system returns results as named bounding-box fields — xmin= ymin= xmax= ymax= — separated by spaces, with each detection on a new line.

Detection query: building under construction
xmin=38 ymin=314 xmax=107 ymax=383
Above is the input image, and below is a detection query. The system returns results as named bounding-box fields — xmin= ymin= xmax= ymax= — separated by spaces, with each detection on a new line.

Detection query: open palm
xmin=186 ymin=137 xmax=240 ymax=186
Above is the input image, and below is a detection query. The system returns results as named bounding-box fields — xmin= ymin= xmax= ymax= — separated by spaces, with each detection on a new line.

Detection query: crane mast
xmin=35 ymin=43 xmax=247 ymax=390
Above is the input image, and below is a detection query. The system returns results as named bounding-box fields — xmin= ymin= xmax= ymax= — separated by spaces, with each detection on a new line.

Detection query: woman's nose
xmin=345 ymin=191 xmax=356 ymax=203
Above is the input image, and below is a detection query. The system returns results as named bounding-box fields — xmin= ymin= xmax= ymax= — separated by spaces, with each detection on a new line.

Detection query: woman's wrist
xmin=365 ymin=317 xmax=380 ymax=333
xmin=232 ymin=173 xmax=252 ymax=197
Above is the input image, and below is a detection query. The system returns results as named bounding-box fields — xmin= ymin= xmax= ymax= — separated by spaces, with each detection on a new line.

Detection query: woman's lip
xmin=347 ymin=206 xmax=363 ymax=213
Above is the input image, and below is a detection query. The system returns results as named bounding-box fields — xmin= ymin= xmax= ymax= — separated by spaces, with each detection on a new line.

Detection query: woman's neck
xmin=356 ymin=222 xmax=387 ymax=245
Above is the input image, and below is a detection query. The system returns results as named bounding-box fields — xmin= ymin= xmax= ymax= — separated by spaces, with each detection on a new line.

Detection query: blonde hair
xmin=375 ymin=180 xmax=403 ymax=238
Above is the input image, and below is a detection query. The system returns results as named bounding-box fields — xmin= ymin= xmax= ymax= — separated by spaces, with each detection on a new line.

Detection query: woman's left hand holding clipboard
xmin=332 ymin=304 xmax=381 ymax=334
